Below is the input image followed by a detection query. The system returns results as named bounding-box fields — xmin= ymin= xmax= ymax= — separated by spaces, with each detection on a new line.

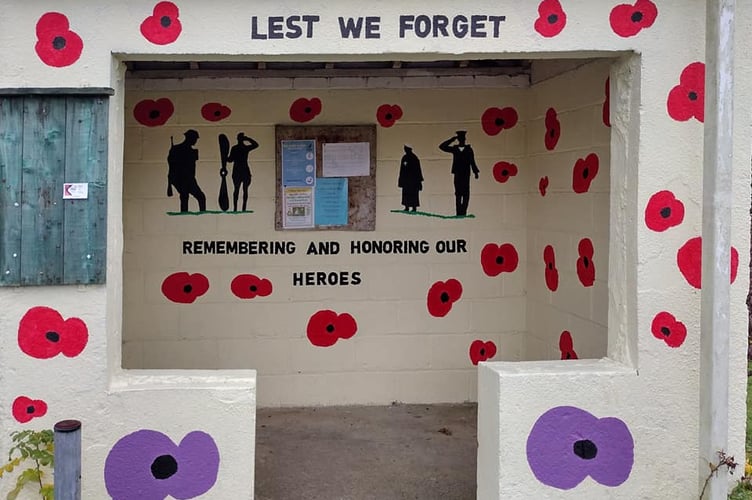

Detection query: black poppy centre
xmin=495 ymin=118 xmax=505 ymax=127
xmin=496 ymin=256 xmax=504 ymax=265
xmin=479 ymin=348 xmax=486 ymax=356
xmin=249 ymin=285 xmax=257 ymax=292
xmin=183 ymin=284 xmax=193 ymax=294
xmin=548 ymin=263 xmax=553 ymax=270
xmin=582 ymin=168 xmax=589 ymax=178
xmin=440 ymin=292 xmax=450 ymax=303
xmin=45 ymin=331 xmax=60 ymax=343
xmin=149 ymin=110 xmax=161 ymax=119
xmin=160 ymin=16 xmax=172 ymax=28
xmin=151 ymin=454 xmax=178 ymax=480
xmin=304 ymin=106 xmax=312 ymax=114
xmin=631 ymin=11 xmax=644 ymax=23
xmin=582 ymin=257 xmax=589 ymax=267
xmin=660 ymin=207 xmax=672 ymax=218
xmin=52 ymin=36 xmax=67 ymax=50
xmin=573 ymin=439 xmax=598 ymax=460
xmin=549 ymin=129 xmax=556 ymax=138
xmin=502 ymin=169 xmax=509 ymax=176
xmin=660 ymin=326 xmax=671 ymax=337
xmin=26 ymin=406 xmax=35 ymax=414
xmin=326 ymin=324 xmax=335 ymax=333
xmin=547 ymin=14 xmax=558 ymax=24
xmin=385 ymin=113 xmax=393 ymax=120
xmin=688 ymin=91 xmax=698 ymax=101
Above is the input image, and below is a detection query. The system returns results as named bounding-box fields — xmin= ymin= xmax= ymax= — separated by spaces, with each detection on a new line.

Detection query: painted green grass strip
xmin=167 ymin=210 xmax=255 ymax=216
xmin=389 ymin=209 xmax=475 ymax=220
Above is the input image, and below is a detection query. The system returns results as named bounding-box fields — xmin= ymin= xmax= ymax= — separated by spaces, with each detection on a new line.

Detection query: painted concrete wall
xmin=0 ymin=0 xmax=749 ymax=499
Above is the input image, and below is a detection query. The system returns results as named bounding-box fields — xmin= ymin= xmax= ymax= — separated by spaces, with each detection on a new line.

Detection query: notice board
xmin=275 ymin=125 xmax=376 ymax=231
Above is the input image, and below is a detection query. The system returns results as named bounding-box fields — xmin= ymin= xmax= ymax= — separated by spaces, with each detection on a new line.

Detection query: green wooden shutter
xmin=0 ymin=94 xmax=108 ymax=286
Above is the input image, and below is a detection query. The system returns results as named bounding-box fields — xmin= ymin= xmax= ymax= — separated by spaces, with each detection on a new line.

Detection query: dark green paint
xmin=0 ymin=98 xmax=23 ymax=285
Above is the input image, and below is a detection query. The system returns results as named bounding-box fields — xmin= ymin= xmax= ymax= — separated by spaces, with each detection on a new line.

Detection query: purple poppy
xmin=526 ymin=406 xmax=634 ymax=490
xmin=104 ymin=429 xmax=220 ymax=499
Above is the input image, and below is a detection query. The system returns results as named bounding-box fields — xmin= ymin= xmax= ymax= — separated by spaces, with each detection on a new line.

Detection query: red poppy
xmin=559 ymin=331 xmax=578 ymax=360
xmin=609 ymin=0 xmax=658 ymax=38
xmin=651 ymin=311 xmax=687 ymax=348
xmin=427 ymin=279 xmax=463 ymax=318
xmin=677 ymin=237 xmax=739 ymax=289
xmin=534 ymin=0 xmax=567 ymax=38
xmin=290 ymin=97 xmax=322 ymax=123
xmin=12 ymin=396 xmax=48 ymax=424
xmin=572 ymin=153 xmax=599 ymax=194
xmin=481 ymin=107 xmax=519 ymax=136
xmin=469 ymin=340 xmax=497 ymax=365
xmin=201 ymin=102 xmax=232 ymax=122
xmin=161 ymin=272 xmax=210 ymax=304
xmin=140 ymin=1 xmax=182 ymax=45
xmin=539 ymin=176 xmax=549 ymax=197
xmin=481 ymin=243 xmax=519 ymax=277
xmin=645 ymin=190 xmax=685 ymax=232
xmin=306 ymin=310 xmax=357 ymax=347
xmin=231 ymin=274 xmax=273 ymax=299
xmin=492 ymin=161 xmax=519 ymax=184
xmin=18 ymin=306 xmax=88 ymax=359
xmin=34 ymin=12 xmax=84 ymax=68
xmin=376 ymin=104 xmax=403 ymax=128
xmin=544 ymin=108 xmax=561 ymax=150
xmin=576 ymin=238 xmax=595 ymax=287
xmin=543 ymin=245 xmax=559 ymax=292
xmin=133 ymin=98 xmax=174 ymax=127
xmin=667 ymin=62 xmax=705 ymax=123
xmin=603 ymin=78 xmax=611 ymax=127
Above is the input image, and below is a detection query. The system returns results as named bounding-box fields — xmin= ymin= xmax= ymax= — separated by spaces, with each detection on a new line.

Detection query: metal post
xmin=700 ymin=0 xmax=735 ymax=499
xmin=54 ymin=420 xmax=81 ymax=500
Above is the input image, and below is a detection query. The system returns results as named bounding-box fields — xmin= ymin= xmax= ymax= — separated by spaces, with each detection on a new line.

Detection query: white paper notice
xmin=322 ymin=142 xmax=370 ymax=177
xmin=63 ymin=183 xmax=88 ymax=199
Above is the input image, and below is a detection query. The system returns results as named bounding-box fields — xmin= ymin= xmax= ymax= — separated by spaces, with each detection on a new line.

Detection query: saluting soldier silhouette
xmin=167 ymin=129 xmax=206 ymax=213
xmin=398 ymin=145 xmax=423 ymax=212
xmin=439 ymin=130 xmax=479 ymax=216
xmin=227 ymin=132 xmax=259 ymax=212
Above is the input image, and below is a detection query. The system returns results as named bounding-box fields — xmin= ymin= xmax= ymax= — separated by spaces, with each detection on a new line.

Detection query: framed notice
xmin=275 ymin=125 xmax=376 ymax=231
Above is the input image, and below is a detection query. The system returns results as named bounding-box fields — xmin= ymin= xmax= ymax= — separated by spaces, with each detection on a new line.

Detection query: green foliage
xmin=0 ymin=430 xmax=53 ymax=500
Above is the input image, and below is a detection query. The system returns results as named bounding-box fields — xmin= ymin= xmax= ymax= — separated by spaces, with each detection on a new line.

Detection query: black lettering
xmin=350 ymin=240 xmax=361 ymax=254
xmin=286 ymin=16 xmax=302 ymax=38
xmin=488 ymin=16 xmax=505 ymax=37
xmin=268 ymin=16 xmax=284 ymax=39
xmin=239 ymin=241 xmax=248 ymax=254
xmin=301 ymin=15 xmax=319 ymax=38
xmin=420 ymin=240 xmax=430 ymax=253
xmin=433 ymin=15 xmax=449 ymax=37
xmin=306 ymin=241 xmax=318 ymax=255
xmin=327 ymin=272 xmax=338 ymax=285
xmin=399 ymin=15 xmax=414 ymax=38
xmin=393 ymin=241 xmax=403 ymax=253
xmin=183 ymin=241 xmax=193 ymax=254
xmin=216 ymin=241 xmax=226 ymax=254
xmin=436 ymin=241 xmax=445 ymax=253
xmin=285 ymin=241 xmax=297 ymax=254
xmin=351 ymin=272 xmax=362 ymax=285
xmin=316 ymin=272 xmax=327 ymax=285
xmin=305 ymin=272 xmax=315 ymax=286
xmin=227 ymin=241 xmax=238 ymax=253
xmin=452 ymin=15 xmax=468 ymax=38
xmin=457 ymin=239 xmax=467 ymax=253
xmin=414 ymin=15 xmax=431 ymax=37
xmin=471 ymin=15 xmax=487 ymax=37
xmin=251 ymin=16 xmax=267 ymax=39
xmin=293 ymin=272 xmax=303 ymax=286
xmin=339 ymin=272 xmax=349 ymax=285
xmin=365 ymin=17 xmax=381 ymax=38
xmin=339 ymin=16 xmax=364 ymax=38
xmin=330 ymin=241 xmax=340 ymax=255
xmin=259 ymin=241 xmax=269 ymax=254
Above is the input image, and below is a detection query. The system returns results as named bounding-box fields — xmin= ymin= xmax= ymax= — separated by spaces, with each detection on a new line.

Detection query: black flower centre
xmin=304 ymin=106 xmax=312 ymax=114
xmin=660 ymin=326 xmax=671 ymax=337
xmin=183 ymin=284 xmax=193 ymax=294
xmin=502 ymin=169 xmax=509 ymax=176
xmin=479 ymin=348 xmax=486 ymax=356
xmin=250 ymin=285 xmax=258 ymax=292
xmin=582 ymin=168 xmax=589 ymax=178
xmin=326 ymin=324 xmax=335 ymax=333
xmin=573 ymin=439 xmax=598 ymax=460
xmin=214 ymin=110 xmax=221 ymax=116
xmin=549 ymin=129 xmax=556 ymax=138
xmin=631 ymin=11 xmax=644 ymax=23
xmin=151 ymin=454 xmax=178 ymax=480
xmin=583 ymin=257 xmax=589 ymax=267
xmin=496 ymin=256 xmax=504 ymax=265
xmin=149 ymin=110 xmax=161 ymax=119
xmin=52 ymin=36 xmax=66 ymax=50
xmin=547 ymin=14 xmax=558 ymax=24
xmin=26 ymin=406 xmax=35 ymax=414
xmin=160 ymin=16 xmax=172 ymax=28
xmin=495 ymin=118 xmax=505 ymax=127
xmin=688 ymin=91 xmax=698 ymax=101
xmin=565 ymin=352 xmax=572 ymax=359
xmin=548 ymin=263 xmax=553 ymax=270
xmin=440 ymin=292 xmax=450 ymax=303
xmin=45 ymin=331 xmax=60 ymax=343
xmin=385 ymin=113 xmax=392 ymax=120
xmin=660 ymin=206 xmax=672 ymax=218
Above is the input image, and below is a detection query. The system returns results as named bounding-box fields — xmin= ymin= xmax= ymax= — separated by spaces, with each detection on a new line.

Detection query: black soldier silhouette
xmin=398 ymin=145 xmax=423 ymax=212
xmin=439 ymin=130 xmax=479 ymax=216
xmin=227 ymin=133 xmax=259 ymax=212
xmin=167 ymin=129 xmax=206 ymax=213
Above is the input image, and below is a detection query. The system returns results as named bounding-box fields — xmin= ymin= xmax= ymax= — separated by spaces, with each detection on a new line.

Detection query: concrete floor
xmin=255 ymin=403 xmax=478 ymax=500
